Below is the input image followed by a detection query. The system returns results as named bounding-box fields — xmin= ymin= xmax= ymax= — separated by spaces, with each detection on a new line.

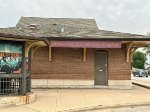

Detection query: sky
xmin=0 ymin=0 xmax=150 ymax=35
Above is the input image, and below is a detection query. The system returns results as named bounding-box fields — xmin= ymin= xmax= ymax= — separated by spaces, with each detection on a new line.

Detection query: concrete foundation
xmin=31 ymin=79 xmax=132 ymax=89
xmin=0 ymin=92 xmax=36 ymax=109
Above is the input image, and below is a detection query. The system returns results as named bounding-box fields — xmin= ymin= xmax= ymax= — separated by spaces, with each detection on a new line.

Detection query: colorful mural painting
xmin=0 ymin=41 xmax=22 ymax=74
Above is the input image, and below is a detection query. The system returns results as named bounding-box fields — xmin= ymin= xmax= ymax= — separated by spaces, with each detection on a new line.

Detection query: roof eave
xmin=0 ymin=33 xmax=49 ymax=45
xmin=45 ymin=36 xmax=150 ymax=41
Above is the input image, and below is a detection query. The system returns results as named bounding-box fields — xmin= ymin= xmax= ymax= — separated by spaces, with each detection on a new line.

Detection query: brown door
xmin=95 ymin=52 xmax=107 ymax=85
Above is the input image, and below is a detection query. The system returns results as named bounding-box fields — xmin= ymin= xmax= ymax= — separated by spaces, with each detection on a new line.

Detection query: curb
xmin=0 ymin=92 xmax=36 ymax=109
xmin=132 ymin=82 xmax=150 ymax=89
xmin=58 ymin=102 xmax=150 ymax=112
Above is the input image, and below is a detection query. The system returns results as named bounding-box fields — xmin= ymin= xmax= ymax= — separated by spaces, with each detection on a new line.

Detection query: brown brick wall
xmin=108 ymin=48 xmax=131 ymax=80
xmin=31 ymin=46 xmax=131 ymax=80
xmin=31 ymin=47 xmax=94 ymax=80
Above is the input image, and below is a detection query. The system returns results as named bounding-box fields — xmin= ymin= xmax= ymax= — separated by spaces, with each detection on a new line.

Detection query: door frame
xmin=94 ymin=50 xmax=108 ymax=85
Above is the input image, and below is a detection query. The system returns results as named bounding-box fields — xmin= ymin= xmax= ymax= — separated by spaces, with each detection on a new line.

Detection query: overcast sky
xmin=0 ymin=0 xmax=150 ymax=35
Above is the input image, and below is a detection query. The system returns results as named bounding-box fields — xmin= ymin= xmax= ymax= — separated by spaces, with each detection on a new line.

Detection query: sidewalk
xmin=1 ymin=85 xmax=150 ymax=112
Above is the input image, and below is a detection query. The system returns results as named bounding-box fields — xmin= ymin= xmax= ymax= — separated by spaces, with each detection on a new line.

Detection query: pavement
xmin=132 ymin=76 xmax=150 ymax=89
xmin=0 ymin=85 xmax=150 ymax=112
xmin=87 ymin=106 xmax=150 ymax=112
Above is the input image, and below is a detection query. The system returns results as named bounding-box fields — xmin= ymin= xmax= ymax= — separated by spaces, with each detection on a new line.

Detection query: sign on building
xmin=0 ymin=41 xmax=22 ymax=74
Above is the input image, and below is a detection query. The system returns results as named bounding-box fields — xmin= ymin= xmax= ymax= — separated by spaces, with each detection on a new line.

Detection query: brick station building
xmin=0 ymin=17 xmax=150 ymax=90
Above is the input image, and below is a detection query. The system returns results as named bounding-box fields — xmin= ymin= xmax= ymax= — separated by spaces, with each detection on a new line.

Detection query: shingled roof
xmin=16 ymin=17 xmax=98 ymax=31
xmin=0 ymin=17 xmax=150 ymax=40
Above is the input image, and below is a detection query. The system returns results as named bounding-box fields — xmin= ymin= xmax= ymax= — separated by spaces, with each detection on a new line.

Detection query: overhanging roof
xmin=0 ymin=17 xmax=150 ymax=41
xmin=0 ymin=27 xmax=49 ymax=45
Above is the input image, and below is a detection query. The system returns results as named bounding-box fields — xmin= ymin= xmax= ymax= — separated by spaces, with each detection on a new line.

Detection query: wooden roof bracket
xmin=130 ymin=47 xmax=138 ymax=61
xmin=49 ymin=41 xmax=52 ymax=61
xmin=126 ymin=42 xmax=133 ymax=62
xmin=83 ymin=48 xmax=86 ymax=62
xmin=31 ymin=46 xmax=42 ymax=58
xmin=25 ymin=41 xmax=45 ymax=57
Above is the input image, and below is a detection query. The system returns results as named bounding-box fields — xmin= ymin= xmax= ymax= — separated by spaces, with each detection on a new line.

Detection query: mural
xmin=0 ymin=41 xmax=22 ymax=74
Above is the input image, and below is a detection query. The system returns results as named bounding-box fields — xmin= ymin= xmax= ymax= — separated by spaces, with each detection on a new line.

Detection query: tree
xmin=147 ymin=32 xmax=150 ymax=36
xmin=132 ymin=51 xmax=146 ymax=69
xmin=144 ymin=44 xmax=150 ymax=54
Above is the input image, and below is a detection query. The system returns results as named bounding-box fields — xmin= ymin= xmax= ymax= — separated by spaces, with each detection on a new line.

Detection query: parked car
xmin=132 ymin=68 xmax=148 ymax=77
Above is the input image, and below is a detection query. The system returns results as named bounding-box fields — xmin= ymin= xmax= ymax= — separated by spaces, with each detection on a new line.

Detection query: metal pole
xmin=22 ymin=42 xmax=26 ymax=95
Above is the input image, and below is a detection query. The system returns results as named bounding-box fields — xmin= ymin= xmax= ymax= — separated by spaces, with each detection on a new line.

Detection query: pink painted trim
xmin=51 ymin=40 xmax=121 ymax=48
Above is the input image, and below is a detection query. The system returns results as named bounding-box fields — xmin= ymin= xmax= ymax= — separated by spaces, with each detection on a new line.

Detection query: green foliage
xmin=145 ymin=44 xmax=150 ymax=54
xmin=132 ymin=51 xmax=146 ymax=69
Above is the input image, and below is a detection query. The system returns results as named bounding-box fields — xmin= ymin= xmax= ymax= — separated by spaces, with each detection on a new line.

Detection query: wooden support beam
xmin=25 ymin=41 xmax=41 ymax=57
xmin=22 ymin=42 xmax=27 ymax=95
xmin=32 ymin=46 xmax=40 ymax=54
xmin=83 ymin=48 xmax=86 ymax=62
xmin=25 ymin=41 xmax=47 ymax=57
xmin=126 ymin=42 xmax=133 ymax=62
xmin=31 ymin=46 xmax=41 ymax=58
xmin=49 ymin=41 xmax=52 ymax=61
xmin=125 ymin=41 xmax=150 ymax=62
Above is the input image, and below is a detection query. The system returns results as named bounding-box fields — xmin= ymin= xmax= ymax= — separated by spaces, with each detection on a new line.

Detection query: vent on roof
xmin=29 ymin=24 xmax=37 ymax=30
xmin=18 ymin=27 xmax=22 ymax=30
xmin=61 ymin=27 xmax=65 ymax=33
